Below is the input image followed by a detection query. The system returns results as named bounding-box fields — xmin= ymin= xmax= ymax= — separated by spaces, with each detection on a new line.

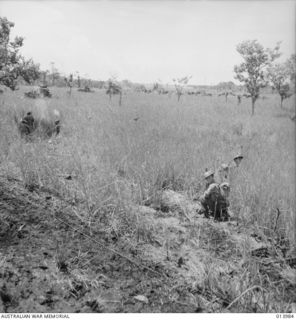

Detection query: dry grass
xmin=0 ymin=85 xmax=295 ymax=312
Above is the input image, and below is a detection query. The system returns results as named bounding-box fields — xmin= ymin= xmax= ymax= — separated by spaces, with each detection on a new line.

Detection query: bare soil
xmin=0 ymin=175 xmax=295 ymax=313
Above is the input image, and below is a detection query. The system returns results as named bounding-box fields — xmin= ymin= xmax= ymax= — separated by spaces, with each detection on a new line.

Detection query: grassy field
xmin=0 ymin=86 xmax=295 ymax=312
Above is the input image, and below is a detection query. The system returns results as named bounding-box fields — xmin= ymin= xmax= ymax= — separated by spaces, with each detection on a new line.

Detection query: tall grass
xmin=0 ymin=86 xmax=295 ymax=243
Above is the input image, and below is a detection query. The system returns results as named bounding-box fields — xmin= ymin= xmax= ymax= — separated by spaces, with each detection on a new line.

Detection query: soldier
xmin=217 ymin=163 xmax=230 ymax=182
xmin=53 ymin=109 xmax=61 ymax=135
xmin=237 ymin=95 xmax=242 ymax=105
xmin=199 ymin=182 xmax=231 ymax=221
xmin=204 ymin=169 xmax=215 ymax=190
xmin=55 ymin=120 xmax=61 ymax=135
xmin=233 ymin=153 xmax=243 ymax=168
xmin=20 ymin=111 xmax=35 ymax=135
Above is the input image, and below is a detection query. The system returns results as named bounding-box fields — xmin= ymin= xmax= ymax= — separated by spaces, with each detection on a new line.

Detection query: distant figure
xmin=53 ymin=109 xmax=61 ymax=135
xmin=217 ymin=163 xmax=229 ymax=182
xmin=237 ymin=95 xmax=242 ymax=105
xmin=55 ymin=120 xmax=61 ymax=135
xmin=204 ymin=169 xmax=215 ymax=190
xmin=199 ymin=182 xmax=231 ymax=221
xmin=233 ymin=153 xmax=243 ymax=168
xmin=20 ymin=112 xmax=35 ymax=136
xmin=226 ymin=152 xmax=244 ymax=184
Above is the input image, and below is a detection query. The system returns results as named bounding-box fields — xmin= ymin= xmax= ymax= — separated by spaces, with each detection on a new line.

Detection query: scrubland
xmin=0 ymin=86 xmax=295 ymax=312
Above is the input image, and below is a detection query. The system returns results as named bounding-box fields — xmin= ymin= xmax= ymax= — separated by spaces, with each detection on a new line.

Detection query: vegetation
xmin=234 ymin=40 xmax=281 ymax=115
xmin=267 ymin=63 xmax=292 ymax=108
xmin=173 ymin=76 xmax=192 ymax=101
xmin=0 ymin=17 xmax=40 ymax=90
xmin=286 ymin=54 xmax=296 ymax=91
xmin=0 ymin=17 xmax=295 ymax=314
xmin=0 ymin=86 xmax=295 ymax=312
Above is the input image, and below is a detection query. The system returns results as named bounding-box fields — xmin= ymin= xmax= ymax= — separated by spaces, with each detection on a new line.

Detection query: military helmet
xmin=220 ymin=182 xmax=230 ymax=190
xmin=234 ymin=153 xmax=243 ymax=160
xmin=220 ymin=163 xmax=229 ymax=170
xmin=204 ymin=169 xmax=214 ymax=179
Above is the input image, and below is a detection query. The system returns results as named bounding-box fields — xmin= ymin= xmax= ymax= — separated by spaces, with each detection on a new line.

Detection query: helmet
xmin=204 ymin=169 xmax=214 ymax=179
xmin=234 ymin=153 xmax=243 ymax=160
xmin=220 ymin=182 xmax=230 ymax=190
xmin=220 ymin=163 xmax=229 ymax=170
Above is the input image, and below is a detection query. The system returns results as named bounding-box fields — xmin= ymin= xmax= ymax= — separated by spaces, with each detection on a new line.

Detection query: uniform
xmin=204 ymin=169 xmax=215 ymax=190
xmin=199 ymin=182 xmax=230 ymax=221
xmin=216 ymin=163 xmax=229 ymax=183
xmin=20 ymin=112 xmax=35 ymax=135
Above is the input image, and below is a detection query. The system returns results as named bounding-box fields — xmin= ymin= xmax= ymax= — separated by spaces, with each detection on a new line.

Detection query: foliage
xmin=217 ymin=81 xmax=236 ymax=92
xmin=0 ymin=17 xmax=40 ymax=90
xmin=285 ymin=54 xmax=296 ymax=91
xmin=234 ymin=40 xmax=281 ymax=115
xmin=1 ymin=87 xmax=295 ymax=312
xmin=267 ymin=63 xmax=292 ymax=107
xmin=173 ymin=76 xmax=192 ymax=101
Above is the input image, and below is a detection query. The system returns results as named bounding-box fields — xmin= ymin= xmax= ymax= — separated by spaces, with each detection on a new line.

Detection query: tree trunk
xmin=280 ymin=95 xmax=283 ymax=108
xmin=177 ymin=93 xmax=181 ymax=102
xmin=251 ymin=97 xmax=256 ymax=116
xmin=119 ymin=92 xmax=122 ymax=106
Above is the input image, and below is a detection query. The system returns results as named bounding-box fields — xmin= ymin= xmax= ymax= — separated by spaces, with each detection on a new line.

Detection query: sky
xmin=0 ymin=0 xmax=295 ymax=85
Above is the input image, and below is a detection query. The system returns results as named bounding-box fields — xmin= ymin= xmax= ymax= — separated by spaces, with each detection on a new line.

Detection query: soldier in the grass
xmin=54 ymin=120 xmax=61 ymax=135
xmin=233 ymin=153 xmax=243 ymax=167
xmin=204 ymin=168 xmax=215 ymax=190
xmin=217 ymin=163 xmax=230 ymax=182
xmin=20 ymin=111 xmax=35 ymax=136
xmin=237 ymin=95 xmax=242 ymax=105
xmin=199 ymin=181 xmax=231 ymax=221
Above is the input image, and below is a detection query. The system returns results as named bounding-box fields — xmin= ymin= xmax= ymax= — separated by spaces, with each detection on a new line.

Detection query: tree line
xmin=1 ymin=16 xmax=295 ymax=115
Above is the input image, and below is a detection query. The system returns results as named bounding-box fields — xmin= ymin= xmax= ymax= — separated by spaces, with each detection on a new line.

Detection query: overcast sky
xmin=0 ymin=0 xmax=295 ymax=85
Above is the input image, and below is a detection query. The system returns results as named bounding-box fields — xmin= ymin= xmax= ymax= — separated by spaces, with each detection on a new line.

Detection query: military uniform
xmin=204 ymin=169 xmax=215 ymax=190
xmin=216 ymin=163 xmax=229 ymax=183
xmin=199 ymin=182 xmax=230 ymax=221
xmin=20 ymin=112 xmax=35 ymax=135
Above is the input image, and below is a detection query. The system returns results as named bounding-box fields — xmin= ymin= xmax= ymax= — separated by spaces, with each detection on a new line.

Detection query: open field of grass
xmin=0 ymin=86 xmax=295 ymax=312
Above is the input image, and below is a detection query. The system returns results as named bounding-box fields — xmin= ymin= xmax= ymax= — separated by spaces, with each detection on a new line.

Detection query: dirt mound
xmin=0 ymin=176 xmax=295 ymax=313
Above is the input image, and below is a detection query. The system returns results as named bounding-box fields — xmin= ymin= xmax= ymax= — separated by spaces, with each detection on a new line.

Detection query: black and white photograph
xmin=0 ymin=0 xmax=295 ymax=314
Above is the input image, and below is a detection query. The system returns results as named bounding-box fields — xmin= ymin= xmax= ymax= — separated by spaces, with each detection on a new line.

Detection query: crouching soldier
xmin=204 ymin=168 xmax=215 ymax=190
xmin=54 ymin=120 xmax=61 ymax=135
xmin=199 ymin=182 xmax=231 ymax=222
xmin=217 ymin=163 xmax=229 ymax=182
xmin=19 ymin=111 xmax=35 ymax=136
xmin=53 ymin=109 xmax=61 ymax=135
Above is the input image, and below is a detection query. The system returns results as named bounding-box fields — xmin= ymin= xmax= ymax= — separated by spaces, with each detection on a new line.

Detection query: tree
xmin=106 ymin=77 xmax=122 ymax=106
xmin=64 ymin=74 xmax=73 ymax=95
xmin=173 ymin=76 xmax=192 ymax=101
xmin=267 ymin=63 xmax=292 ymax=108
xmin=286 ymin=54 xmax=296 ymax=92
xmin=234 ymin=40 xmax=281 ymax=115
xmin=0 ymin=17 xmax=40 ymax=90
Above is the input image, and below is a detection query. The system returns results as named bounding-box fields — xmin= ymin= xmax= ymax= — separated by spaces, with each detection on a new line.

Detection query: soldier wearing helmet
xmin=233 ymin=153 xmax=243 ymax=167
xmin=217 ymin=163 xmax=230 ymax=182
xmin=199 ymin=181 xmax=231 ymax=221
xmin=20 ymin=111 xmax=35 ymax=136
xmin=204 ymin=168 xmax=215 ymax=190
